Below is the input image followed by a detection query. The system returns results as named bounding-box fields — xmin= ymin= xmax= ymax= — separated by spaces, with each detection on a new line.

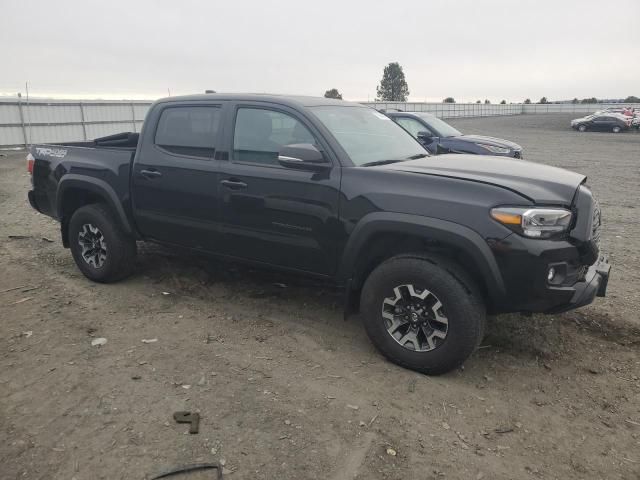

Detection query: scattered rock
xmin=141 ymin=338 xmax=158 ymax=344
xmin=386 ymin=447 xmax=397 ymax=456
xmin=91 ymin=337 xmax=107 ymax=347
xmin=346 ymin=404 xmax=359 ymax=410
xmin=284 ymin=419 xmax=291 ymax=425
xmin=442 ymin=422 xmax=451 ymax=430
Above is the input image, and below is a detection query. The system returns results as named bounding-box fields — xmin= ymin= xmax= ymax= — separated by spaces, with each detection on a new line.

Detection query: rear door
xmin=132 ymin=102 xmax=225 ymax=250
xmin=216 ymin=103 xmax=341 ymax=276
xmin=591 ymin=116 xmax=611 ymax=131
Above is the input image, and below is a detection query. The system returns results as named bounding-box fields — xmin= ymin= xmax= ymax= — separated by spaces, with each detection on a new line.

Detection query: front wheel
xmin=577 ymin=124 xmax=587 ymax=132
xmin=360 ymin=254 xmax=485 ymax=375
xmin=612 ymin=125 xmax=621 ymax=133
xmin=68 ymin=204 xmax=136 ymax=283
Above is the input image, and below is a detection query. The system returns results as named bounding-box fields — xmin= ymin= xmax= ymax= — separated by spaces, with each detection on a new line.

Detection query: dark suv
xmin=385 ymin=111 xmax=523 ymax=158
xmin=27 ymin=94 xmax=609 ymax=375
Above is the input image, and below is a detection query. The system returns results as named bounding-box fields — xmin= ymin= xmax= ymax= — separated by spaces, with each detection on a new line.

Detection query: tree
xmin=324 ymin=88 xmax=343 ymax=100
xmin=539 ymin=97 xmax=549 ymax=104
xmin=571 ymin=98 xmax=579 ymax=104
xmin=443 ymin=97 xmax=455 ymax=103
xmin=376 ymin=62 xmax=410 ymax=101
xmin=524 ymin=98 xmax=531 ymax=104
xmin=624 ymin=95 xmax=640 ymax=103
xmin=476 ymin=100 xmax=481 ymax=104
xmin=484 ymin=99 xmax=491 ymax=104
xmin=581 ymin=97 xmax=598 ymax=104
xmin=500 ymin=100 xmax=506 ymax=104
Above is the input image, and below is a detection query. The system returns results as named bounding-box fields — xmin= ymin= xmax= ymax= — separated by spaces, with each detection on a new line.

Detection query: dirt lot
xmin=1 ymin=114 xmax=639 ymax=480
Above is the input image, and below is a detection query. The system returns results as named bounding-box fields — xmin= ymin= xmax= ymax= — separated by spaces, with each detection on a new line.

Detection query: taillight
xmin=26 ymin=153 xmax=34 ymax=174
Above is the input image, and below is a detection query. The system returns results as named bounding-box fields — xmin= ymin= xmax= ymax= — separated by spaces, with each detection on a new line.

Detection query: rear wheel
xmin=577 ymin=124 xmax=587 ymax=132
xmin=68 ymin=204 xmax=136 ymax=283
xmin=360 ymin=254 xmax=485 ymax=375
xmin=612 ymin=125 xmax=621 ymax=133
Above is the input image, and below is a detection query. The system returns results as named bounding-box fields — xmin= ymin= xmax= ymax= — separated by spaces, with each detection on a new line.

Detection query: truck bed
xmin=29 ymin=132 xmax=138 ymax=220
xmin=55 ymin=131 xmax=140 ymax=150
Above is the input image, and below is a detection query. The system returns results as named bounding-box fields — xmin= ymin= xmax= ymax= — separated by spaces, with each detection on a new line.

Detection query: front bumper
xmin=546 ymin=255 xmax=610 ymax=313
xmin=490 ymin=233 xmax=610 ymax=314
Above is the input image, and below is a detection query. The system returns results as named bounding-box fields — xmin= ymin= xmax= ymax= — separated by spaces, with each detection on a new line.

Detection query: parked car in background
xmin=384 ymin=111 xmax=524 ymax=158
xmin=27 ymin=94 xmax=609 ymax=375
xmin=595 ymin=107 xmax=634 ymax=117
xmin=571 ymin=113 xmax=631 ymax=133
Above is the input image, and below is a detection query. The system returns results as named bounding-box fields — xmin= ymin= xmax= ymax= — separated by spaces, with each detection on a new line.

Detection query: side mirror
xmin=417 ymin=131 xmax=434 ymax=141
xmin=278 ymin=144 xmax=330 ymax=170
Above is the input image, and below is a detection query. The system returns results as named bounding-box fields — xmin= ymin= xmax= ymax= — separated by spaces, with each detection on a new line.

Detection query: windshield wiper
xmin=361 ymin=159 xmax=407 ymax=167
xmin=406 ymin=153 xmax=429 ymax=159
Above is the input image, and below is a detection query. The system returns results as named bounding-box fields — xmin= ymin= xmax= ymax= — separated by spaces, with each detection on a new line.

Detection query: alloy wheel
xmin=78 ymin=223 xmax=108 ymax=268
xmin=381 ymin=284 xmax=449 ymax=352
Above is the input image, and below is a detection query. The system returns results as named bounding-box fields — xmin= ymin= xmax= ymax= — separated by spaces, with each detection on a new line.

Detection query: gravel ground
xmin=1 ymin=114 xmax=639 ymax=480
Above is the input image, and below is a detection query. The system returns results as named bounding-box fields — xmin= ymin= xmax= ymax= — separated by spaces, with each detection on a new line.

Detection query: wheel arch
xmin=56 ymin=175 xmax=133 ymax=247
xmin=338 ymin=212 xmax=506 ymax=310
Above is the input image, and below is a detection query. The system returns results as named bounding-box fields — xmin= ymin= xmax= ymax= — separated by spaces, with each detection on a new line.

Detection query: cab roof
xmin=155 ymin=93 xmax=362 ymax=108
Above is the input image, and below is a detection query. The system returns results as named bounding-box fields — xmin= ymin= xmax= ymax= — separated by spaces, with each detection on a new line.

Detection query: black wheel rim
xmin=78 ymin=223 xmax=108 ymax=268
xmin=381 ymin=284 xmax=449 ymax=352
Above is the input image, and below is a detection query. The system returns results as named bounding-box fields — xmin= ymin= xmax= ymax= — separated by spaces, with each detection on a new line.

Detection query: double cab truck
xmin=27 ymin=94 xmax=610 ymax=375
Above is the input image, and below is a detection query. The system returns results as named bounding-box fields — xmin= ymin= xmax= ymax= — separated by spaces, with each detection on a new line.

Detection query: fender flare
xmin=337 ymin=212 xmax=506 ymax=304
xmin=56 ymin=175 xmax=133 ymax=235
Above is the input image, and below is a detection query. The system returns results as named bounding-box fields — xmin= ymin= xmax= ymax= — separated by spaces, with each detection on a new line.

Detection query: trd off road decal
xmin=35 ymin=147 xmax=67 ymax=158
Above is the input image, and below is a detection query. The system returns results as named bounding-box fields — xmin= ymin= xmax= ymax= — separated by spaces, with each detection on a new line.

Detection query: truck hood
xmin=455 ymin=134 xmax=522 ymax=151
xmin=380 ymin=154 xmax=585 ymax=205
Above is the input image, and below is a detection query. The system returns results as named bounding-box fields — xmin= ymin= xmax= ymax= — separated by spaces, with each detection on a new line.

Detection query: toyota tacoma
xmin=27 ymin=94 xmax=610 ymax=375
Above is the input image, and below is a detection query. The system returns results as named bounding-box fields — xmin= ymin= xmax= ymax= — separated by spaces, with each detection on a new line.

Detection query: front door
xmin=217 ymin=104 xmax=341 ymax=276
xmin=394 ymin=116 xmax=439 ymax=153
xmin=132 ymin=103 xmax=224 ymax=250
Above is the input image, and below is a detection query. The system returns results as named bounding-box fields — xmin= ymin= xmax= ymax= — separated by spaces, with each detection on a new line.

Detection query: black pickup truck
xmin=27 ymin=94 xmax=610 ymax=375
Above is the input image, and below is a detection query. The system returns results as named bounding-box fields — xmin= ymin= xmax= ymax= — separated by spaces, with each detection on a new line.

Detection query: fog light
xmin=547 ymin=267 xmax=556 ymax=282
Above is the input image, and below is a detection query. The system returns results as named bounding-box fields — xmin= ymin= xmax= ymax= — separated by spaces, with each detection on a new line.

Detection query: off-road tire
xmin=68 ymin=203 xmax=136 ymax=283
xmin=361 ymin=254 xmax=485 ymax=375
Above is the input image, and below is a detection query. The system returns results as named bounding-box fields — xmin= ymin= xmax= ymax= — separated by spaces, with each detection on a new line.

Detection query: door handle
xmin=220 ymin=179 xmax=248 ymax=190
xmin=140 ymin=169 xmax=163 ymax=179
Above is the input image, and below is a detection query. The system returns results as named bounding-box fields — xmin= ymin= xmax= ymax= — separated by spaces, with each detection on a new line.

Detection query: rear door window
xmin=155 ymin=106 xmax=221 ymax=158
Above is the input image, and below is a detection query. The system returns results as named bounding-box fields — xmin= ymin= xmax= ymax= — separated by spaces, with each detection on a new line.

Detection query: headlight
xmin=475 ymin=143 xmax=510 ymax=154
xmin=491 ymin=207 xmax=573 ymax=239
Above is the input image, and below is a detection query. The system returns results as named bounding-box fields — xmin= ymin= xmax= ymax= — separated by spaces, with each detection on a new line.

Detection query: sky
xmin=1 ymin=0 xmax=639 ymax=102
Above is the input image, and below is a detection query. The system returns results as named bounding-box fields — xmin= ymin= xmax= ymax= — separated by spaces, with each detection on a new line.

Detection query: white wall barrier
xmin=1 ymin=98 xmax=638 ymax=148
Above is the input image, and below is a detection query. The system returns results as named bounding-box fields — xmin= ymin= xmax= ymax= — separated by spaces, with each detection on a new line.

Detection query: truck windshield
xmin=310 ymin=106 xmax=427 ymax=166
xmin=416 ymin=114 xmax=462 ymax=138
